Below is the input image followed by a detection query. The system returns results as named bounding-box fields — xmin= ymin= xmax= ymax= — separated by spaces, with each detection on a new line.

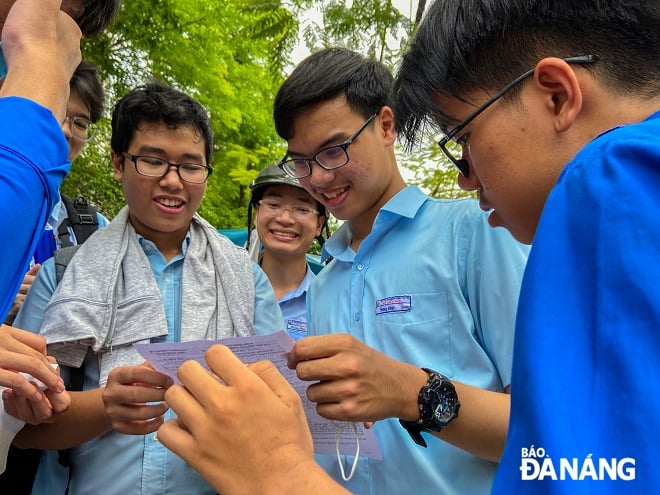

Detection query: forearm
xmin=431 ymin=383 xmax=510 ymax=462
xmin=394 ymin=365 xmax=509 ymax=462
xmin=14 ymin=388 xmax=111 ymax=449
xmin=258 ymin=456 xmax=351 ymax=495
xmin=0 ymin=54 xmax=71 ymax=120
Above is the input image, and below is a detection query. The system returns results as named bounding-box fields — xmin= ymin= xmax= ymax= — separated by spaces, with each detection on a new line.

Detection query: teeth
xmin=272 ymin=231 xmax=297 ymax=238
xmin=157 ymin=198 xmax=182 ymax=207
xmin=323 ymin=187 xmax=347 ymax=200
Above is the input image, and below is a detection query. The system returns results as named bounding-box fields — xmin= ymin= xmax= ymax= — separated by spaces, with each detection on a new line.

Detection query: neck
xmin=350 ymin=176 xmax=407 ymax=252
xmin=260 ymin=252 xmax=308 ymax=300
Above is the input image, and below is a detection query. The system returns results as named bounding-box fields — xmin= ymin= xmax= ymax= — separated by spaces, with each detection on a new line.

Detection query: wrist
xmin=399 ymin=368 xmax=461 ymax=448
xmin=399 ymin=367 xmax=430 ymax=421
xmin=260 ymin=450 xmax=322 ymax=495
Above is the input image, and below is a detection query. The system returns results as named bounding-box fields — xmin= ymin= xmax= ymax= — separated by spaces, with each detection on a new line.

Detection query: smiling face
xmin=288 ymin=96 xmax=405 ymax=237
xmin=254 ymin=184 xmax=324 ymax=260
xmin=111 ymin=122 xmax=207 ymax=253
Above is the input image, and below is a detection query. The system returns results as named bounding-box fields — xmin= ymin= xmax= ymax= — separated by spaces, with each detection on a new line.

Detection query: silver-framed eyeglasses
xmin=122 ymin=153 xmax=213 ymax=184
xmin=279 ymin=113 xmax=378 ymax=179
xmin=438 ymin=54 xmax=600 ymax=177
xmin=65 ymin=114 xmax=97 ymax=142
xmin=257 ymin=199 xmax=319 ymax=220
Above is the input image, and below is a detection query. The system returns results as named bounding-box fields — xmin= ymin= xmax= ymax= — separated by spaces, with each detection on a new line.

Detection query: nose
xmin=61 ymin=116 xmax=72 ymax=139
xmin=275 ymin=207 xmax=296 ymax=223
xmin=307 ymin=161 xmax=335 ymax=187
xmin=159 ymin=166 xmax=184 ymax=188
xmin=457 ymin=169 xmax=480 ymax=192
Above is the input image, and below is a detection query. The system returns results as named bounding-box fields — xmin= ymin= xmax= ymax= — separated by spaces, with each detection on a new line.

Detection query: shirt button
xmin=357 ymin=264 xmax=364 ymax=270
xmin=354 ymin=313 xmax=360 ymax=321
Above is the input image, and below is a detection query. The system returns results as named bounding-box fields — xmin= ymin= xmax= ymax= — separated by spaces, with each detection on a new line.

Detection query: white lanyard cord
xmin=332 ymin=421 xmax=360 ymax=482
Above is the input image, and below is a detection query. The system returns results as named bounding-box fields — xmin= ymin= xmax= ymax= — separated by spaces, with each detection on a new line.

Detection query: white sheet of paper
xmin=134 ymin=331 xmax=382 ymax=459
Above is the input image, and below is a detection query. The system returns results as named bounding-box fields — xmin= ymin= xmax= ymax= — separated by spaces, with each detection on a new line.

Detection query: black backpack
xmin=58 ymin=194 xmax=99 ymax=246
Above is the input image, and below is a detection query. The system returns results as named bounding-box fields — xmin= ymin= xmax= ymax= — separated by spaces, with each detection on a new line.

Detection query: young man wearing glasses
xmin=270 ymin=47 xmax=527 ymax=495
xmin=11 ymin=82 xmax=283 ymax=494
xmin=392 ymin=0 xmax=660 ymax=493
xmin=248 ymin=162 xmax=327 ymax=341
xmin=157 ymin=47 xmax=528 ymax=495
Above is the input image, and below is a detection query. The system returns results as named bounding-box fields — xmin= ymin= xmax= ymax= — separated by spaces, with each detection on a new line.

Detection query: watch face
xmin=432 ymin=393 xmax=456 ymax=423
xmin=417 ymin=370 xmax=460 ymax=431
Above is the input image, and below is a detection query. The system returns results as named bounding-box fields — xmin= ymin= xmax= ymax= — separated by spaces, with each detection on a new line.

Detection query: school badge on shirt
xmin=375 ymin=295 xmax=412 ymax=315
xmin=286 ymin=319 xmax=307 ymax=341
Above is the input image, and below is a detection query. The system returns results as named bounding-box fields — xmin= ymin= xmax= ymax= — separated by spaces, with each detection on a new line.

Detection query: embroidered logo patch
xmin=375 ymin=295 xmax=412 ymax=315
xmin=286 ymin=319 xmax=307 ymax=340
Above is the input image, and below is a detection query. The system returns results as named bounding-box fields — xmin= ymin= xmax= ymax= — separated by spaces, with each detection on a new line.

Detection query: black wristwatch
xmin=399 ymin=368 xmax=460 ymax=448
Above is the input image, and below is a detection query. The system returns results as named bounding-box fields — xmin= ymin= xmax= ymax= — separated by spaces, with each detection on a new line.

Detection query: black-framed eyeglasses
xmin=438 ymin=54 xmax=600 ymax=177
xmin=65 ymin=114 xmax=97 ymax=142
xmin=122 ymin=153 xmax=213 ymax=184
xmin=278 ymin=113 xmax=378 ymax=179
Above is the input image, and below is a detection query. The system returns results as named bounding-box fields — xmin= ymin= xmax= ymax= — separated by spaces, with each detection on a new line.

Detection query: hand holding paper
xmin=157 ymin=344 xmax=350 ymax=495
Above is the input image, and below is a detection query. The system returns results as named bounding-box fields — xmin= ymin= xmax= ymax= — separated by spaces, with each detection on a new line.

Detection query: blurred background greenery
xmin=68 ymin=0 xmax=471 ymax=229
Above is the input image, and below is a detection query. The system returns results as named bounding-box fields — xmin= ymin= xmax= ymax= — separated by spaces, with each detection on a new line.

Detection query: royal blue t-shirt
xmin=494 ymin=111 xmax=660 ymax=494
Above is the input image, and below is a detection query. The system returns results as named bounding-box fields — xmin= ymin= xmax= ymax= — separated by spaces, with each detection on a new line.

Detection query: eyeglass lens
xmin=131 ymin=155 xmax=210 ymax=183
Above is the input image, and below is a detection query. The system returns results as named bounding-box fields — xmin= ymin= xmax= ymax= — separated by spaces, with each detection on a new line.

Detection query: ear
xmin=253 ymin=206 xmax=259 ymax=228
xmin=533 ymin=58 xmax=583 ymax=133
xmin=111 ymin=151 xmax=124 ymax=180
xmin=315 ymin=214 xmax=326 ymax=237
xmin=377 ymin=106 xmax=397 ymax=145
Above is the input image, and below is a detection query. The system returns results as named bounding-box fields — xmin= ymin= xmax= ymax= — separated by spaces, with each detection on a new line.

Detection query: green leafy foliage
xmin=66 ymin=1 xmax=467 ymax=227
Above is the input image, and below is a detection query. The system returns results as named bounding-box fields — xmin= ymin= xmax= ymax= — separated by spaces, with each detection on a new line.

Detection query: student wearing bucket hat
xmin=248 ymin=163 xmax=328 ymax=340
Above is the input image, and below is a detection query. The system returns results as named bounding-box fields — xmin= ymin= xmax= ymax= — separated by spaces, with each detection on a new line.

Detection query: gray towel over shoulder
xmin=40 ymin=206 xmax=255 ymax=385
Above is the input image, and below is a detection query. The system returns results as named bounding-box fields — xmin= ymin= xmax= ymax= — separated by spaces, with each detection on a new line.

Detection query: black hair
xmin=78 ymin=0 xmax=121 ymax=37
xmin=110 ymin=81 xmax=214 ymax=165
xmin=274 ymin=47 xmax=393 ymax=140
xmin=393 ymin=0 xmax=660 ymax=148
xmin=69 ymin=60 xmax=104 ymax=123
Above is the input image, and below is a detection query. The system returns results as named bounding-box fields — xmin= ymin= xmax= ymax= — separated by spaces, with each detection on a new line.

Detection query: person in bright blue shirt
xmin=274 ymin=48 xmax=528 ymax=495
xmin=0 ymin=0 xmax=118 ymax=473
xmin=4 ymin=61 xmax=110 ymax=326
xmin=394 ymin=1 xmax=660 ymax=493
xmin=247 ymin=163 xmax=328 ymax=341
xmin=32 ymin=60 xmax=110 ymax=265
xmin=12 ymin=82 xmax=283 ymax=495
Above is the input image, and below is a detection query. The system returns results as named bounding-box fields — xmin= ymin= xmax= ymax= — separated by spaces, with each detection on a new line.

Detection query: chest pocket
xmin=373 ymin=291 xmax=453 ymax=375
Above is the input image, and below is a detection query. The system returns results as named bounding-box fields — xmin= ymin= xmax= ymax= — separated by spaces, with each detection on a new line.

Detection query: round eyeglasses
xmin=278 ymin=113 xmax=378 ymax=179
xmin=65 ymin=114 xmax=97 ymax=142
xmin=122 ymin=153 xmax=213 ymax=184
xmin=438 ymin=54 xmax=599 ymax=177
xmin=257 ymin=199 xmax=319 ymax=220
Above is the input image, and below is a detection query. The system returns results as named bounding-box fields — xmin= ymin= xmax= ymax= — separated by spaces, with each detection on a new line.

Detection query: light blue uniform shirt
xmin=15 ymin=234 xmax=283 ymax=495
xmin=307 ymin=186 xmax=529 ymax=495
xmin=280 ymin=263 xmax=315 ymax=341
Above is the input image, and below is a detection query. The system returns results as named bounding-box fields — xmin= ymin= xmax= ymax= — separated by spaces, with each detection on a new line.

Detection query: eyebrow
xmin=136 ymin=145 xmax=205 ymax=163
xmin=287 ymin=130 xmax=349 ymax=158
xmin=68 ymin=112 xmax=91 ymax=119
xmin=263 ymin=191 xmax=316 ymax=205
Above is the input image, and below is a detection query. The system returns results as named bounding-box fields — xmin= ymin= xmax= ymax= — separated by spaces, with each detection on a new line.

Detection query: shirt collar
xmin=322 ymin=186 xmax=428 ymax=260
